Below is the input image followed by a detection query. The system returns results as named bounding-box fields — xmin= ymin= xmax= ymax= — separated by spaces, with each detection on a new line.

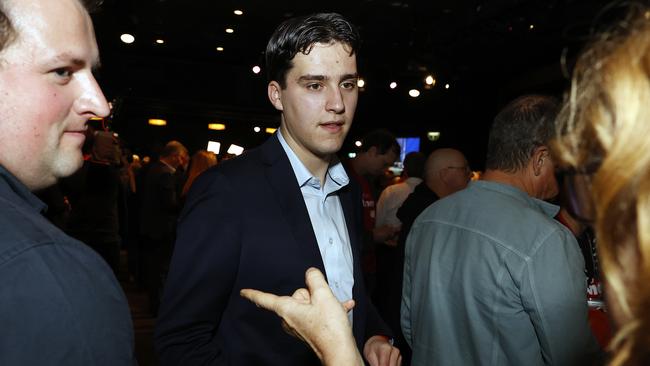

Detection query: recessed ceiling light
xmin=155 ymin=39 xmax=164 ymax=44
xmin=148 ymin=118 xmax=166 ymax=126
xmin=234 ymin=9 xmax=243 ymax=15
xmin=389 ymin=82 xmax=397 ymax=89
xmin=425 ymin=75 xmax=435 ymax=85
xmin=445 ymin=83 xmax=450 ymax=89
xmin=225 ymin=28 xmax=234 ymax=34
xmin=253 ymin=126 xmax=261 ymax=133
xmin=216 ymin=46 xmax=224 ymax=51
xmin=357 ymin=78 xmax=365 ymax=88
xmin=355 ymin=140 xmax=362 ymax=147
xmin=529 ymin=24 xmax=535 ymax=30
xmin=409 ymin=89 xmax=420 ymax=98
xmin=252 ymin=66 xmax=261 ymax=74
xmin=208 ymin=123 xmax=226 ymax=131
xmin=120 ymin=33 xmax=135 ymax=44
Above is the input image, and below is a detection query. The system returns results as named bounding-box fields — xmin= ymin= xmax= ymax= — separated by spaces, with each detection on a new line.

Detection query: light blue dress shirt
xmin=277 ymin=130 xmax=355 ymax=322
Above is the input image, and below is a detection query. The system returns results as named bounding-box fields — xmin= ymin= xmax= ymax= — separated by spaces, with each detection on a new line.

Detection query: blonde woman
xmin=554 ymin=6 xmax=650 ymax=365
xmin=181 ymin=150 xmax=217 ymax=197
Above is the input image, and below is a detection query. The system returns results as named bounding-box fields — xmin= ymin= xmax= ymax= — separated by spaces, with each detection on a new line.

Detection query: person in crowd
xmin=376 ymin=147 xmax=470 ymax=363
xmin=63 ymin=124 xmax=124 ymax=274
xmin=181 ymin=149 xmax=217 ymax=198
xmin=139 ymin=140 xmax=188 ymax=315
xmin=375 ymin=151 xmax=425 ymax=243
xmin=553 ymin=7 xmax=650 ymax=364
xmin=396 ymin=148 xmax=471 ymax=247
xmin=347 ymin=128 xmax=401 ymax=294
xmin=401 ymin=95 xmax=602 ymax=365
xmin=0 ymin=0 xmax=135 ymax=364
xmin=155 ymin=12 xmax=399 ymax=365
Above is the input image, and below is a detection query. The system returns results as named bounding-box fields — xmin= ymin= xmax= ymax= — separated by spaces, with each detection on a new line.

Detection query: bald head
xmin=424 ymin=148 xmax=470 ymax=198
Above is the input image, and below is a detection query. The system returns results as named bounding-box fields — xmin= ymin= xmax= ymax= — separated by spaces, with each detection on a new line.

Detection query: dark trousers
xmin=143 ymin=236 xmax=174 ymax=316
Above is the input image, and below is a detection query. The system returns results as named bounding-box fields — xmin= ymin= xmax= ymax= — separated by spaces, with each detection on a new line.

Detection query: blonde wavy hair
xmin=553 ymin=6 xmax=650 ymax=366
xmin=181 ymin=150 xmax=217 ymax=197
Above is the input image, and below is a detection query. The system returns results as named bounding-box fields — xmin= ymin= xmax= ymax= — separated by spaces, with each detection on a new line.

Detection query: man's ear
xmin=531 ymin=146 xmax=548 ymax=177
xmin=268 ymin=81 xmax=283 ymax=111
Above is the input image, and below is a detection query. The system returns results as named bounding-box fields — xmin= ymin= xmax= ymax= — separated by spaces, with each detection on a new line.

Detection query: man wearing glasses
xmin=401 ymin=95 xmax=601 ymax=366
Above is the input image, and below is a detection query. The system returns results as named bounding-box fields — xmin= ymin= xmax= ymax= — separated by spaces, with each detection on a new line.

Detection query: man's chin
xmin=54 ymin=153 xmax=85 ymax=179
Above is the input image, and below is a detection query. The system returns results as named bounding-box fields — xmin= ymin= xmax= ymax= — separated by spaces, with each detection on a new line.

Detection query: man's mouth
xmin=320 ymin=121 xmax=344 ymax=132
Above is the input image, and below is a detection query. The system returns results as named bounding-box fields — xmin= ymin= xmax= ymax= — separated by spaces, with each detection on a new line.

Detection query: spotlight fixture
xmin=216 ymin=46 xmax=224 ymax=52
xmin=225 ymin=28 xmax=234 ymax=34
xmin=155 ymin=39 xmax=164 ymax=44
xmin=357 ymin=78 xmax=365 ymax=88
xmin=253 ymin=126 xmax=261 ymax=133
xmin=389 ymin=82 xmax=397 ymax=89
xmin=409 ymin=89 xmax=420 ymax=98
xmin=252 ymin=66 xmax=261 ymax=74
xmin=234 ymin=9 xmax=244 ymax=15
xmin=425 ymin=75 xmax=435 ymax=86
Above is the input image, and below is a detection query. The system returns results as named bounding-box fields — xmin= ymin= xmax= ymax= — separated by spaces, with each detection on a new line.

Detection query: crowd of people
xmin=1 ymin=0 xmax=650 ymax=365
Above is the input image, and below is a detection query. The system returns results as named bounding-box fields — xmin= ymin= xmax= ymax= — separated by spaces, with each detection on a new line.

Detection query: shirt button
xmin=334 ymin=281 xmax=339 ymax=288
xmin=329 ymin=238 xmax=333 ymax=245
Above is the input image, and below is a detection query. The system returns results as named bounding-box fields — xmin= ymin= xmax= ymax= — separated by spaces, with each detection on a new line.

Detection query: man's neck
xmin=280 ymin=129 xmax=331 ymax=184
xmin=482 ymin=169 xmax=534 ymax=197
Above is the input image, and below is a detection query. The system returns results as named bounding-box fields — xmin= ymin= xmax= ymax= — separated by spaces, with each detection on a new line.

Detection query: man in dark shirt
xmin=391 ymin=148 xmax=470 ymax=362
xmin=0 ymin=0 xmax=134 ymax=364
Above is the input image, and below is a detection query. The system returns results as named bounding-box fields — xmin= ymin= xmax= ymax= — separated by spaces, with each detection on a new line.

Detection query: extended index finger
xmin=240 ymin=288 xmax=282 ymax=312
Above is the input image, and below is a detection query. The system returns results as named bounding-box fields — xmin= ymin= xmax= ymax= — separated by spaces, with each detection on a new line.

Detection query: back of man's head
xmin=265 ymin=12 xmax=360 ymax=88
xmin=424 ymin=148 xmax=470 ymax=198
xmin=485 ymin=95 xmax=559 ymax=172
xmin=402 ymin=152 xmax=425 ymax=179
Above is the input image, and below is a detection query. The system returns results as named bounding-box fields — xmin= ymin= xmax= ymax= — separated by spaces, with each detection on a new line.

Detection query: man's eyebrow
xmin=297 ymin=74 xmax=326 ymax=82
xmin=52 ymin=53 xmax=102 ymax=70
xmin=297 ymin=73 xmax=359 ymax=82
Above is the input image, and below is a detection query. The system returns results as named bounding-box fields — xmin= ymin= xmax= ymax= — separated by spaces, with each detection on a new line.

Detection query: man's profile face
xmin=368 ymin=147 xmax=398 ymax=177
xmin=268 ymin=41 xmax=358 ymax=164
xmin=0 ymin=0 xmax=109 ymax=190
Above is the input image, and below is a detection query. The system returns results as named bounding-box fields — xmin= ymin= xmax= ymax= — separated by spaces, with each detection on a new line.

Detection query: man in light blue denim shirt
xmin=401 ymin=95 xmax=602 ymax=366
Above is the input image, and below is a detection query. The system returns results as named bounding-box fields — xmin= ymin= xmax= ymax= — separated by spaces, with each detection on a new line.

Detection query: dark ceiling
xmin=91 ymin=0 xmax=623 ymax=167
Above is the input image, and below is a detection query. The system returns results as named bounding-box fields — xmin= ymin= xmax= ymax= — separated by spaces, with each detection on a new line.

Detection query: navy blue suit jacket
xmin=155 ymin=134 xmax=390 ymax=365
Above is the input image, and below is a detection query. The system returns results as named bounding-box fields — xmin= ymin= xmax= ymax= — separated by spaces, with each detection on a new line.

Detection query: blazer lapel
xmin=261 ymin=135 xmax=326 ymax=274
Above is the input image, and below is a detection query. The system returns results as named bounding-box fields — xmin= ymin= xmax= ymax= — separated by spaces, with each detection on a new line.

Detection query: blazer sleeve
xmin=154 ymin=170 xmax=241 ymax=366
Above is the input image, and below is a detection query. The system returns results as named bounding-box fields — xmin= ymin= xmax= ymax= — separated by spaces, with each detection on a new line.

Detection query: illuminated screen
xmin=390 ymin=137 xmax=420 ymax=175
xmin=396 ymin=137 xmax=420 ymax=162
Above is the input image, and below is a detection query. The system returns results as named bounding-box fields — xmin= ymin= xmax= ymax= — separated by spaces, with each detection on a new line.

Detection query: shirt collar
xmin=276 ymin=129 xmax=349 ymax=192
xmin=0 ymin=165 xmax=47 ymax=213
xmin=472 ymin=180 xmax=560 ymax=218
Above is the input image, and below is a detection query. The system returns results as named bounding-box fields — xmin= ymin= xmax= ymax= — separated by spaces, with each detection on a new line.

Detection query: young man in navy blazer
xmin=155 ymin=12 xmax=399 ymax=366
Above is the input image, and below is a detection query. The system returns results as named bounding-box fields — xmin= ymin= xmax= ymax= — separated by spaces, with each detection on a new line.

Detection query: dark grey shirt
xmin=402 ymin=180 xmax=601 ymax=366
xmin=0 ymin=165 xmax=135 ymax=365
